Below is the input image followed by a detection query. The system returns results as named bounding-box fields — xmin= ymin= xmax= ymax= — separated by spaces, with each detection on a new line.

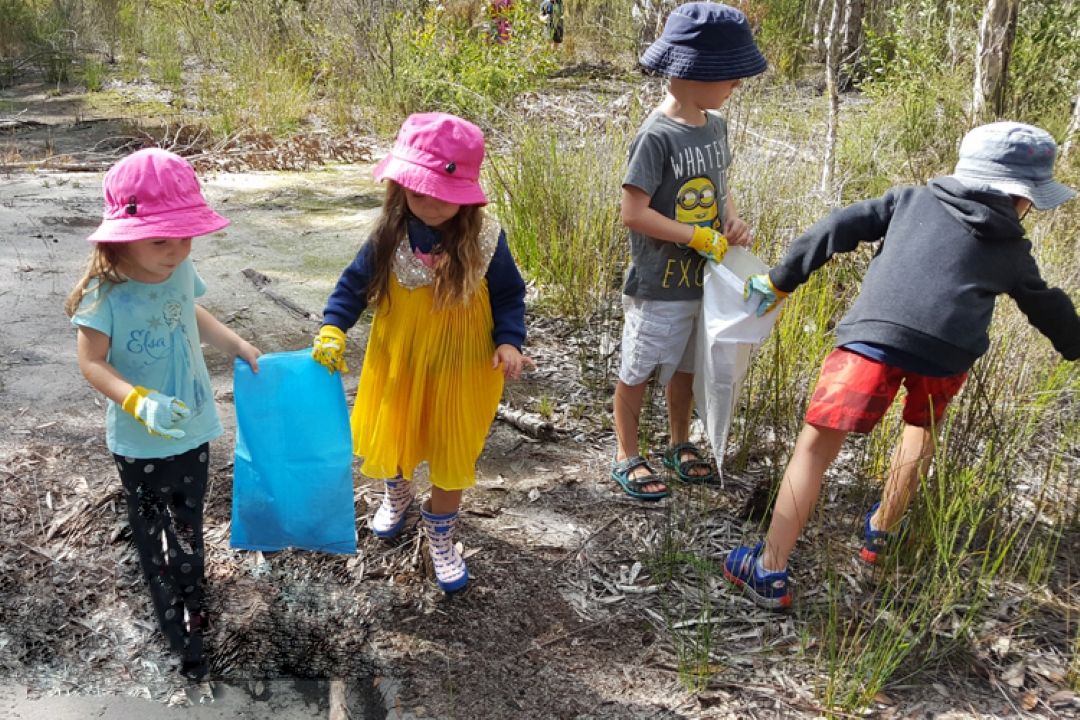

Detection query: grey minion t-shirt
xmin=622 ymin=110 xmax=731 ymax=300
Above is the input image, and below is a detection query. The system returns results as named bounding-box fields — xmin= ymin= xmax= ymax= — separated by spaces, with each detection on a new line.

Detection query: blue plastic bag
xmin=231 ymin=350 xmax=357 ymax=554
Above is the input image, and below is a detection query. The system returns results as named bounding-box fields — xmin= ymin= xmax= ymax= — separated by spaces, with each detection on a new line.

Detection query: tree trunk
xmin=811 ymin=0 xmax=831 ymax=60
xmin=821 ymin=0 xmax=842 ymax=193
xmin=972 ymin=0 xmax=1020 ymax=121
xmin=1063 ymin=79 xmax=1080 ymax=159
xmin=838 ymin=0 xmax=864 ymax=90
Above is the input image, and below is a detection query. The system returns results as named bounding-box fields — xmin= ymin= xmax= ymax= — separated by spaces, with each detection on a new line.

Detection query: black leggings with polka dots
xmin=114 ymin=443 xmax=209 ymax=663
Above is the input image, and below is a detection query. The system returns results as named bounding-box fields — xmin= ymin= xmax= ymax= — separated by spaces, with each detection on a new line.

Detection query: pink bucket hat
xmin=373 ymin=112 xmax=488 ymax=206
xmin=87 ymin=148 xmax=230 ymax=243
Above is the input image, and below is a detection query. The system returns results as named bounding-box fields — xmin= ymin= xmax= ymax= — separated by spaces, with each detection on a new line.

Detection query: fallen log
xmin=496 ymin=403 xmax=558 ymax=440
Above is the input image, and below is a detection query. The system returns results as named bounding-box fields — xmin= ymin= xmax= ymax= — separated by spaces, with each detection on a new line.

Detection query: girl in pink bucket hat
xmin=66 ymin=147 xmax=261 ymax=679
xmin=312 ymin=112 xmax=534 ymax=593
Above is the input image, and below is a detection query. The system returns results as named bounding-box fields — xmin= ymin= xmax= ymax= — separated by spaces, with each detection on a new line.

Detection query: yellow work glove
xmin=312 ymin=324 xmax=349 ymax=374
xmin=687 ymin=225 xmax=729 ymax=264
xmin=743 ymin=274 xmax=789 ymax=316
xmin=121 ymin=386 xmax=191 ymax=439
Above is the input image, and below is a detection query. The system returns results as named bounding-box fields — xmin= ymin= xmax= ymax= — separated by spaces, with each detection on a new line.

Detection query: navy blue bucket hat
xmin=640 ymin=2 xmax=767 ymax=82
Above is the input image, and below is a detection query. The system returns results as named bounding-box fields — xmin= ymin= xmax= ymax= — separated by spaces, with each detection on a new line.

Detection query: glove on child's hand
xmin=312 ymin=325 xmax=349 ymax=374
xmin=122 ymin=386 xmax=191 ymax=439
xmin=743 ymin=274 xmax=788 ymax=316
xmin=687 ymin=226 xmax=729 ymax=264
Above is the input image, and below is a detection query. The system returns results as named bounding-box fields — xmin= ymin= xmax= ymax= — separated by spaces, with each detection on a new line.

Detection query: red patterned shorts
xmin=804 ymin=348 xmax=967 ymax=433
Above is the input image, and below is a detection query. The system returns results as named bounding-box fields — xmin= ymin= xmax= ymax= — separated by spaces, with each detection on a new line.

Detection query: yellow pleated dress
xmin=351 ymin=221 xmax=504 ymax=491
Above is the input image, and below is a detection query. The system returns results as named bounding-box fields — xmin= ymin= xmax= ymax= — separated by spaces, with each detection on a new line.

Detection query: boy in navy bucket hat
xmin=723 ymin=121 xmax=1080 ymax=609
xmin=611 ymin=3 xmax=767 ymax=500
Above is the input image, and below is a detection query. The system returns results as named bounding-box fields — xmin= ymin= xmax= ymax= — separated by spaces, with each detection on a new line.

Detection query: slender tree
xmin=836 ymin=0 xmax=865 ymax=91
xmin=821 ymin=0 xmax=842 ymax=193
xmin=1063 ymin=79 xmax=1080 ymax=159
xmin=972 ymin=0 xmax=1020 ymax=121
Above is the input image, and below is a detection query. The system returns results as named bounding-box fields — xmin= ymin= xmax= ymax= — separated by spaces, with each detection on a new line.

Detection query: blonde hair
xmin=366 ymin=181 xmax=488 ymax=311
xmin=64 ymin=244 xmax=126 ymax=318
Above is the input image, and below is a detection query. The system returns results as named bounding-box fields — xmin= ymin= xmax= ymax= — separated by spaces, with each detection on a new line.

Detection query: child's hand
xmin=687 ymin=226 xmax=729 ymax=264
xmin=743 ymin=274 xmax=788 ymax=316
xmin=122 ymin=386 xmax=191 ymax=439
xmin=724 ymin=215 xmax=751 ymax=247
xmin=312 ymin=325 xmax=349 ymax=374
xmin=236 ymin=340 xmax=262 ymax=373
xmin=492 ymin=344 xmax=536 ymax=380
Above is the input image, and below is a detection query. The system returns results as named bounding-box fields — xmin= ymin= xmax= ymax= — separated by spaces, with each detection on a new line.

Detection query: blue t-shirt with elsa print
xmin=72 ymin=258 xmax=222 ymax=458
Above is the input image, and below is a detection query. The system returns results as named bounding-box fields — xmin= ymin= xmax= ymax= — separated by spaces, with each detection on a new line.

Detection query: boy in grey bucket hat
xmin=723 ymin=121 xmax=1080 ymax=609
xmin=611 ymin=3 xmax=767 ymax=501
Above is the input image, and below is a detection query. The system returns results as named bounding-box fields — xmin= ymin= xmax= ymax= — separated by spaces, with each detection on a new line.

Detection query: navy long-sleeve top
xmin=322 ymin=217 xmax=528 ymax=350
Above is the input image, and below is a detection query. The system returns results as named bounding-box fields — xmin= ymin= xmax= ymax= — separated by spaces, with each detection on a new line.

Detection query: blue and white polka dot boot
xmin=420 ymin=502 xmax=469 ymax=593
xmin=371 ymin=478 xmax=413 ymax=539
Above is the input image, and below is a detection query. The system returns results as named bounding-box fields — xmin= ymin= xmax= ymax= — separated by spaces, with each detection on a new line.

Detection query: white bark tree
xmin=972 ymin=0 xmax=1021 ymax=121
xmin=1063 ymin=79 xmax=1080 ymax=159
xmin=821 ymin=0 xmax=843 ymax=193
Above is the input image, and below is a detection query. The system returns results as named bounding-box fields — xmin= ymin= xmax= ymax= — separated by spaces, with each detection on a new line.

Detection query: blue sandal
xmin=611 ymin=455 xmax=670 ymax=501
xmin=663 ymin=442 xmax=717 ymax=484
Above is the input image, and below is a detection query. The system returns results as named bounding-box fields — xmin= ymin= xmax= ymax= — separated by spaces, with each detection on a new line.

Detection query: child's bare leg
xmin=762 ymin=423 xmax=848 ymax=571
xmin=666 ymin=371 xmax=710 ymax=477
xmin=873 ymin=423 xmax=935 ymax=530
xmin=614 ymin=380 xmax=665 ymax=492
xmin=430 ymin=487 xmax=463 ymax=515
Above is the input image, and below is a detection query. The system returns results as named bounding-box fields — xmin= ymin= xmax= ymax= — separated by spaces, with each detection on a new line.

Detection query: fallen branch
xmin=496 ymin=403 xmax=558 ymax=440
xmin=0 ymin=118 xmax=49 ymax=131
xmin=241 ymin=267 xmax=321 ymax=322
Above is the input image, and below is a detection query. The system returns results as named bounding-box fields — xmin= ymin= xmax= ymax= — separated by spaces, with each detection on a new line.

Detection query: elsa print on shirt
xmin=161 ymin=299 xmax=209 ymax=413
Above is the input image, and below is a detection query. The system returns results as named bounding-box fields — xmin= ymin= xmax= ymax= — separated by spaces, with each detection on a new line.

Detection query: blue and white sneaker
xmin=723 ymin=542 xmax=791 ymax=609
xmin=861 ymin=501 xmax=896 ymax=565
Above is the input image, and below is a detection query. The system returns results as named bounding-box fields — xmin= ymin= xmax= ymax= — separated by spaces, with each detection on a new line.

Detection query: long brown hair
xmin=64 ymin=244 xmax=126 ymax=317
xmin=366 ymin=181 xmax=487 ymax=311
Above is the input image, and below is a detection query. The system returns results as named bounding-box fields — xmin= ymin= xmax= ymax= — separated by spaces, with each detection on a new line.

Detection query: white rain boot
xmin=371 ymin=478 xmax=413 ymax=539
xmin=421 ymin=502 xmax=469 ymax=592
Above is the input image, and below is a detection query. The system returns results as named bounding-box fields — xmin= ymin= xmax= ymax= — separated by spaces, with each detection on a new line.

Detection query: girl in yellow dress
xmin=312 ymin=112 xmax=533 ymax=592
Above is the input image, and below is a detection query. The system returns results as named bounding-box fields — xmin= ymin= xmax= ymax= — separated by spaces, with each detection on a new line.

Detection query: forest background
xmin=1 ymin=0 xmax=1079 ymax=716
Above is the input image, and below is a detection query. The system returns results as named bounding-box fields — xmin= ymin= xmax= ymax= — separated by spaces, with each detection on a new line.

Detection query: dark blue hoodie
xmin=770 ymin=177 xmax=1080 ymax=375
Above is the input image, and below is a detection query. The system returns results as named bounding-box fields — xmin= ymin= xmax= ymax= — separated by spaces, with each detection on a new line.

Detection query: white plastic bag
xmin=693 ymin=247 xmax=781 ymax=471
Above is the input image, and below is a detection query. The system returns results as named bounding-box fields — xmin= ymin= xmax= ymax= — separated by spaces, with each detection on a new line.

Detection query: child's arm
xmin=769 ymin=191 xmax=897 ymax=294
xmin=487 ymin=231 xmax=535 ymax=380
xmin=1010 ymin=258 xmax=1080 ymax=361
xmin=195 ymin=306 xmax=262 ymax=372
xmin=622 ymin=185 xmax=729 ymax=262
xmin=621 ymin=186 xmax=696 ymax=245
xmin=77 ymin=326 xmax=136 ymax=406
xmin=313 ymin=242 xmax=375 ymax=374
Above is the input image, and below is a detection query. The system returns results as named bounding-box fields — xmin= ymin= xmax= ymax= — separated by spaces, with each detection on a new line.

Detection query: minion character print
xmin=675 ymin=176 xmax=721 ymax=229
